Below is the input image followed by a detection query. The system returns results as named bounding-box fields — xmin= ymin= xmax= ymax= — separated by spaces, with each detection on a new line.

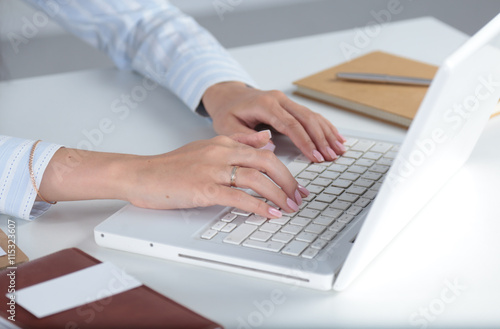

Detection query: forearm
xmin=38 ymin=148 xmax=134 ymax=203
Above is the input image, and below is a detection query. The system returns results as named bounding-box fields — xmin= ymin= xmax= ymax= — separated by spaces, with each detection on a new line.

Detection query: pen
xmin=336 ymin=72 xmax=432 ymax=86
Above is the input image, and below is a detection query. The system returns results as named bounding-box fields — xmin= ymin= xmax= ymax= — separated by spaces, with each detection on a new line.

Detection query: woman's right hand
xmin=40 ymin=131 xmax=307 ymax=218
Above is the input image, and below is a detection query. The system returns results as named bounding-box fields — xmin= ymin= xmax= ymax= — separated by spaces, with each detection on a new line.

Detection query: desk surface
xmin=1 ymin=17 xmax=500 ymax=328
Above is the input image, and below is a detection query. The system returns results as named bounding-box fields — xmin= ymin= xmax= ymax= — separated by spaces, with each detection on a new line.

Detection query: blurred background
xmin=1 ymin=0 xmax=500 ymax=81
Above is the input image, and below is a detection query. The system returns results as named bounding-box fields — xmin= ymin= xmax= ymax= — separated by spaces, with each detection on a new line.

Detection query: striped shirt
xmin=1 ymin=0 xmax=256 ymax=220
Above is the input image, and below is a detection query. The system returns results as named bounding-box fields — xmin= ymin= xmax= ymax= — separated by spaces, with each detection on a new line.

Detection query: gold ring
xmin=230 ymin=166 xmax=239 ymax=187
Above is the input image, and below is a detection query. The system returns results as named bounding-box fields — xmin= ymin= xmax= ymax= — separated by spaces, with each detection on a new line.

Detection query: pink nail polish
xmin=335 ymin=140 xmax=346 ymax=153
xmin=312 ymin=150 xmax=325 ymax=162
xmin=268 ymin=207 xmax=282 ymax=218
xmin=339 ymin=133 xmax=347 ymax=143
xmin=294 ymin=190 xmax=302 ymax=205
xmin=327 ymin=146 xmax=338 ymax=160
xmin=286 ymin=198 xmax=299 ymax=212
xmin=297 ymin=184 xmax=310 ymax=196
xmin=260 ymin=142 xmax=276 ymax=152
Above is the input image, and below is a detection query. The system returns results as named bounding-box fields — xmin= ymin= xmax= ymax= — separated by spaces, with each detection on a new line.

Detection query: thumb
xmin=230 ymin=129 xmax=272 ymax=149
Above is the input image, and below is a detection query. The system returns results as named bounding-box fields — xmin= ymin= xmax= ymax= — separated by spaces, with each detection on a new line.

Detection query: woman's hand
xmin=39 ymin=131 xmax=308 ymax=218
xmin=202 ymin=81 xmax=347 ymax=163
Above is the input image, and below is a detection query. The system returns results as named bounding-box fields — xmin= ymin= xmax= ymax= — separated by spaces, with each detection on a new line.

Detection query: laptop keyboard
xmin=200 ymin=137 xmax=399 ymax=259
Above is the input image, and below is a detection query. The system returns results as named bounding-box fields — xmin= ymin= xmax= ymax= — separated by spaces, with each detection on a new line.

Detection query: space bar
xmin=223 ymin=224 xmax=257 ymax=245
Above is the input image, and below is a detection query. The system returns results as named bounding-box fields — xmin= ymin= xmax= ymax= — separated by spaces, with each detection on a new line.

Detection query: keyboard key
xmin=282 ymin=240 xmax=309 ymax=256
xmin=298 ymin=171 xmax=318 ymax=180
xmin=296 ymin=178 xmax=311 ymax=187
xmin=298 ymin=208 xmax=320 ymax=219
xmin=319 ymin=170 xmax=340 ymax=180
xmin=362 ymin=171 xmax=382 ymax=181
xmin=305 ymin=223 xmax=326 ymax=234
xmin=245 ymin=214 xmax=267 ymax=226
xmin=346 ymin=186 xmax=367 ymax=195
xmin=287 ymin=161 xmax=309 ymax=176
xmin=249 ymin=231 xmax=272 ymax=241
xmin=243 ymin=239 xmax=285 ymax=252
xmin=221 ymin=213 xmax=237 ymax=222
xmin=329 ymin=221 xmax=346 ymax=233
xmin=311 ymin=239 xmax=328 ymax=249
xmin=344 ymin=138 xmax=358 ymax=147
xmin=328 ymin=164 xmax=348 ymax=172
xmin=334 ymin=157 xmax=355 ymax=166
xmin=223 ymin=224 xmax=257 ymax=245
xmin=347 ymin=165 xmax=367 ymax=174
xmin=303 ymin=192 xmax=316 ymax=202
xmin=354 ymin=158 xmax=376 ymax=167
xmin=201 ymin=229 xmax=218 ymax=240
xmin=306 ymin=164 xmax=326 ymax=173
xmin=290 ymin=216 xmax=311 ymax=226
xmin=337 ymin=214 xmax=355 ymax=224
xmin=320 ymin=231 xmax=337 ymax=241
xmin=316 ymin=161 xmax=334 ymax=167
xmin=307 ymin=201 xmax=329 ymax=211
xmin=346 ymin=206 xmax=363 ymax=216
xmin=315 ymin=192 xmax=336 ymax=203
xmin=354 ymin=197 xmax=371 ymax=208
xmin=301 ymin=247 xmax=320 ymax=259
xmin=362 ymin=152 xmax=383 ymax=160
xmin=231 ymin=208 xmax=252 ymax=216
xmin=377 ymin=157 xmax=393 ymax=166
xmin=269 ymin=215 xmax=291 ymax=225
xmin=371 ymin=182 xmax=383 ymax=191
xmin=281 ymin=224 xmax=303 ymax=235
xmin=363 ymin=189 xmax=378 ymax=199
xmin=323 ymin=186 xmax=344 ymax=195
xmin=369 ymin=142 xmax=393 ymax=153
xmin=221 ymin=223 xmax=237 ymax=233
xmin=313 ymin=215 xmax=336 ymax=226
xmin=311 ymin=177 xmax=332 ymax=187
xmin=293 ymin=154 xmax=312 ymax=163
xmin=296 ymin=232 xmax=318 ymax=243
xmin=272 ymin=232 xmax=294 ymax=244
xmin=306 ymin=184 xmax=324 ymax=194
xmin=338 ymin=193 xmax=359 ymax=203
xmin=212 ymin=221 xmax=227 ymax=231
xmin=259 ymin=223 xmax=281 ymax=234
xmin=271 ymin=232 xmax=294 ymax=244
xmin=370 ymin=164 xmax=389 ymax=173
xmin=343 ymin=150 xmax=363 ymax=159
xmin=354 ymin=178 xmax=374 ymax=188
xmin=321 ymin=208 xmax=343 ymax=219
xmin=332 ymin=179 xmax=352 ymax=188
xmin=339 ymin=172 xmax=360 ymax=181
xmin=330 ymin=200 xmax=351 ymax=211
xmin=350 ymin=139 xmax=374 ymax=152
xmin=384 ymin=151 xmax=398 ymax=159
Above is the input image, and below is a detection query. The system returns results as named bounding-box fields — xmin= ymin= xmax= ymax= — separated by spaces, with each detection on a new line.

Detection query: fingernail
xmin=268 ymin=207 xmax=282 ymax=218
xmin=312 ymin=150 xmax=325 ymax=162
xmin=286 ymin=198 xmax=300 ymax=212
xmin=294 ymin=189 xmax=302 ymax=205
xmin=335 ymin=140 xmax=346 ymax=153
xmin=327 ymin=146 xmax=338 ymax=160
xmin=339 ymin=134 xmax=347 ymax=143
xmin=260 ymin=129 xmax=272 ymax=139
xmin=260 ymin=142 xmax=276 ymax=152
xmin=298 ymin=184 xmax=310 ymax=196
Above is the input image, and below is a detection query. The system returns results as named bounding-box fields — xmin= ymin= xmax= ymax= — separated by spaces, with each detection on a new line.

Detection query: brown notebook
xmin=0 ymin=228 xmax=29 ymax=270
xmin=293 ymin=51 xmax=438 ymax=127
xmin=0 ymin=248 xmax=222 ymax=329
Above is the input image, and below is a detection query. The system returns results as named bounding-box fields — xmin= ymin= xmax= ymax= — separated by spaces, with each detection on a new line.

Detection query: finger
xmin=217 ymin=186 xmax=283 ymax=218
xmin=228 ymin=146 xmax=300 ymax=205
xmin=230 ymin=130 xmax=272 ymax=149
xmin=319 ymin=119 xmax=346 ymax=155
xmin=231 ymin=167 xmax=300 ymax=214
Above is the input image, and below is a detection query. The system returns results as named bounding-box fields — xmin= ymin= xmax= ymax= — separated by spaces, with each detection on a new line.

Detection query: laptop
xmin=94 ymin=14 xmax=500 ymax=291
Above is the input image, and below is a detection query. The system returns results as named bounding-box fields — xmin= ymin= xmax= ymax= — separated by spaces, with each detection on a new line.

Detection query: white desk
xmin=2 ymin=17 xmax=500 ymax=328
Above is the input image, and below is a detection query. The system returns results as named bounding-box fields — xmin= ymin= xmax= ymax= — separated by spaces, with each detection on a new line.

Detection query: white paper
xmin=12 ymin=262 xmax=142 ymax=318
xmin=0 ymin=246 xmax=6 ymax=257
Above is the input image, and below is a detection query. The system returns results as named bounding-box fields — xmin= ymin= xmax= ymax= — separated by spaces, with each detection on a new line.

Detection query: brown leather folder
xmin=0 ymin=248 xmax=222 ymax=329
